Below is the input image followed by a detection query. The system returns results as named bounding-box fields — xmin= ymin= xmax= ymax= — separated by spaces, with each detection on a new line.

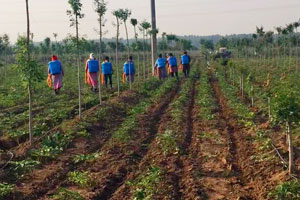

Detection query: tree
xmin=112 ymin=10 xmax=122 ymax=96
xmin=16 ymin=0 xmax=43 ymax=145
xmin=118 ymin=8 xmax=132 ymax=89
xmin=140 ymin=20 xmax=151 ymax=80
xmin=272 ymin=82 xmax=300 ymax=175
xmin=118 ymin=9 xmax=131 ymax=57
xmin=200 ymin=39 xmax=214 ymax=51
xmin=131 ymin=18 xmax=138 ymax=50
xmin=44 ymin=37 xmax=51 ymax=54
xmin=94 ymin=0 xmax=107 ymax=105
xmin=67 ymin=0 xmax=84 ymax=119
xmin=53 ymin=33 xmax=58 ymax=53
xmin=161 ymin=32 xmax=167 ymax=52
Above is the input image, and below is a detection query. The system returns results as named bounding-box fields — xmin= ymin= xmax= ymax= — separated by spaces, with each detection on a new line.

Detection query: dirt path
xmin=9 ymin=91 xmax=142 ymax=200
xmin=209 ymin=72 xmax=287 ymax=199
xmin=35 ymin=80 xmax=182 ymax=200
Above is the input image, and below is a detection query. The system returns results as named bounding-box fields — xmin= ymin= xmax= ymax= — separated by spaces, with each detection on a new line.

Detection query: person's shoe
xmin=54 ymin=89 xmax=58 ymax=95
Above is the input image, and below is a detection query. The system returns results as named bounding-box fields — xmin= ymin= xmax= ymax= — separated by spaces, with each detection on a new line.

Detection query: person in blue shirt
xmin=48 ymin=55 xmax=64 ymax=95
xmin=85 ymin=53 xmax=100 ymax=93
xmin=167 ymin=53 xmax=178 ymax=79
xmin=154 ymin=54 xmax=167 ymax=80
xmin=181 ymin=51 xmax=191 ymax=78
xmin=123 ymin=56 xmax=135 ymax=83
xmin=101 ymin=56 xmax=113 ymax=89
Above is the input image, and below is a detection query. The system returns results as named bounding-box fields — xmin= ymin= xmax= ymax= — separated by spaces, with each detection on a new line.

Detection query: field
xmin=1 ymin=50 xmax=300 ymax=200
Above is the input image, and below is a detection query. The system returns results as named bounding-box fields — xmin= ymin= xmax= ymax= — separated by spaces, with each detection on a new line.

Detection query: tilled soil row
xmin=177 ymin=80 xmax=206 ymax=200
xmin=210 ymin=72 xmax=287 ymax=199
xmin=41 ymin=80 xmax=182 ymax=200
xmin=110 ymin=78 xmax=204 ymax=200
xmin=8 ymin=90 xmax=144 ymax=200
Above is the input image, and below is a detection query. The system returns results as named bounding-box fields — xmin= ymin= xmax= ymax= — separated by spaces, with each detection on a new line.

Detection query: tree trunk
xmin=124 ymin=22 xmax=131 ymax=90
xmin=28 ymin=84 xmax=33 ymax=145
xmin=143 ymin=31 xmax=146 ymax=81
xmin=287 ymin=123 xmax=294 ymax=175
xmin=76 ymin=15 xmax=82 ymax=120
xmin=26 ymin=0 xmax=33 ymax=146
xmin=98 ymin=13 xmax=103 ymax=105
xmin=116 ymin=17 xmax=120 ymax=96
xmin=150 ymin=0 xmax=157 ymax=76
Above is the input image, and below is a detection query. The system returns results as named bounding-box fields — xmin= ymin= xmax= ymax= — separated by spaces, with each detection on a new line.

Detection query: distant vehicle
xmin=213 ymin=47 xmax=232 ymax=60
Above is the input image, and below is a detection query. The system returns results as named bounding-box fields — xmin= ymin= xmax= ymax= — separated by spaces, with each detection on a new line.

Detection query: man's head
xmin=158 ymin=54 xmax=162 ymax=58
xmin=169 ymin=53 xmax=173 ymax=57
xmin=104 ymin=56 xmax=109 ymax=61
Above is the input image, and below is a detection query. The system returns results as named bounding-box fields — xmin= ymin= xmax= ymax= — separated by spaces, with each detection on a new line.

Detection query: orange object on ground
xmin=85 ymin=70 xmax=91 ymax=85
xmin=122 ymin=72 xmax=126 ymax=83
xmin=47 ymin=74 xmax=52 ymax=88
xmin=101 ymin=74 xmax=105 ymax=85
xmin=168 ymin=66 xmax=172 ymax=74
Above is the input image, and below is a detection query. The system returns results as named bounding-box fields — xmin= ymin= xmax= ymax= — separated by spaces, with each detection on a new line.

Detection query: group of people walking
xmin=154 ymin=51 xmax=191 ymax=80
xmin=47 ymin=51 xmax=191 ymax=94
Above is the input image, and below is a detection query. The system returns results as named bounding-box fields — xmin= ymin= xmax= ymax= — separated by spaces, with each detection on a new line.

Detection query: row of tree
xmin=199 ymin=19 xmax=300 ymax=53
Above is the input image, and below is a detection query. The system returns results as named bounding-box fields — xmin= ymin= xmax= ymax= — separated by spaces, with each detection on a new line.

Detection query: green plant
xmin=9 ymin=160 xmax=40 ymax=178
xmin=52 ymin=187 xmax=84 ymax=200
xmin=0 ymin=183 xmax=14 ymax=199
xmin=132 ymin=167 xmax=161 ymax=200
xmin=67 ymin=171 xmax=93 ymax=187
xmin=6 ymin=130 xmax=27 ymax=144
xmin=268 ymin=180 xmax=300 ymax=200
xmin=73 ymin=152 xmax=101 ymax=164
xmin=272 ymin=85 xmax=300 ymax=174
xmin=31 ymin=132 xmax=72 ymax=160
xmin=157 ymin=130 xmax=179 ymax=155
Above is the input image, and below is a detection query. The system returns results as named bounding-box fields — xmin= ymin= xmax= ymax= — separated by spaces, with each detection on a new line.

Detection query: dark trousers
xmin=170 ymin=72 xmax=178 ymax=78
xmin=104 ymin=74 xmax=112 ymax=88
xmin=183 ymin=64 xmax=190 ymax=78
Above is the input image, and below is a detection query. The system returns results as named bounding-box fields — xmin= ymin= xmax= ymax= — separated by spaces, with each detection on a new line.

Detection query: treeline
xmin=199 ymin=19 xmax=300 ymax=53
xmin=0 ymin=35 xmax=197 ymax=57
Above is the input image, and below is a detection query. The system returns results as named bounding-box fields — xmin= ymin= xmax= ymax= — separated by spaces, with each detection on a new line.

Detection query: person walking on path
xmin=101 ymin=56 xmax=113 ymax=89
xmin=181 ymin=51 xmax=191 ymax=78
xmin=154 ymin=54 xmax=167 ymax=80
xmin=85 ymin=53 xmax=100 ymax=93
xmin=123 ymin=56 xmax=135 ymax=83
xmin=167 ymin=53 xmax=178 ymax=79
xmin=47 ymin=55 xmax=64 ymax=95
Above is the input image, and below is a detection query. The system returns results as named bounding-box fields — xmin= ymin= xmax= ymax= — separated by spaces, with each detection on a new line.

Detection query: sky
xmin=1 ymin=0 xmax=300 ymax=43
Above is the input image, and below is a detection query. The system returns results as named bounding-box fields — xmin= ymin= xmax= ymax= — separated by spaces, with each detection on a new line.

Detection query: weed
xmin=73 ymin=152 xmax=102 ymax=164
xmin=9 ymin=160 xmax=40 ymax=178
xmin=268 ymin=180 xmax=300 ymax=200
xmin=52 ymin=187 xmax=84 ymax=200
xmin=67 ymin=171 xmax=93 ymax=188
xmin=132 ymin=167 xmax=162 ymax=200
xmin=0 ymin=183 xmax=14 ymax=199
xmin=157 ymin=130 xmax=179 ymax=155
